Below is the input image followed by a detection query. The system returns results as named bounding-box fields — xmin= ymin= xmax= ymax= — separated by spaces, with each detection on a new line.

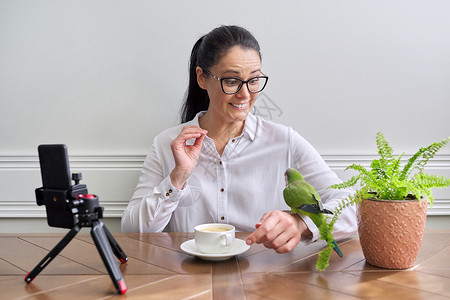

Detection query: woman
xmin=121 ymin=25 xmax=357 ymax=253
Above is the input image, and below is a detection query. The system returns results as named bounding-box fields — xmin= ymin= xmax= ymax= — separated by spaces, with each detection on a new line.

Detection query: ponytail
xmin=180 ymin=36 xmax=209 ymax=123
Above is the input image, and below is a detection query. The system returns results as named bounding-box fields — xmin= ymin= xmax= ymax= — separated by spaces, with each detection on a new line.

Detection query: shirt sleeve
xmin=121 ymin=141 xmax=186 ymax=232
xmin=288 ymin=128 xmax=357 ymax=243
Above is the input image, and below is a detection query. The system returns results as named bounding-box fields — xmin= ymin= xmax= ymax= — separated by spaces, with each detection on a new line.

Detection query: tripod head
xmin=70 ymin=194 xmax=104 ymax=227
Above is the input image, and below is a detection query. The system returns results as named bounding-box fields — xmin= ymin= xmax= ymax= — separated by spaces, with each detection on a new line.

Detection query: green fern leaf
xmin=399 ymin=148 xmax=426 ymax=181
xmin=414 ymin=172 xmax=450 ymax=188
xmin=400 ymin=137 xmax=450 ymax=180
xmin=316 ymin=246 xmax=333 ymax=271
xmin=329 ymin=174 xmax=360 ymax=190
xmin=391 ymin=154 xmax=403 ymax=177
xmin=417 ymin=138 xmax=450 ymax=170
xmin=376 ymin=132 xmax=393 ymax=161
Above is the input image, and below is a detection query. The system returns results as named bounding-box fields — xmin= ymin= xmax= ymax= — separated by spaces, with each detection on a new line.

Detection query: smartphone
xmin=38 ymin=144 xmax=72 ymax=189
xmin=37 ymin=144 xmax=76 ymax=228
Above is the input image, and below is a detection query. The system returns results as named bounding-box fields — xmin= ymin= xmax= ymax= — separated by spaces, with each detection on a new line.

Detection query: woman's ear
xmin=196 ymin=66 xmax=207 ymax=90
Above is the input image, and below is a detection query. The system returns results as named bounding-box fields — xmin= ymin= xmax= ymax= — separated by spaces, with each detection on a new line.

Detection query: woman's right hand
xmin=169 ymin=126 xmax=208 ymax=189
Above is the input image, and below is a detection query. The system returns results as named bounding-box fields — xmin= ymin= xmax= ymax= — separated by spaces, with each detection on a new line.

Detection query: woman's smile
xmin=231 ymin=102 xmax=248 ymax=109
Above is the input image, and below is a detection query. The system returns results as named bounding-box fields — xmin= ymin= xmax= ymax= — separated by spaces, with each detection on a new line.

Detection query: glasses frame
xmin=202 ymin=68 xmax=269 ymax=95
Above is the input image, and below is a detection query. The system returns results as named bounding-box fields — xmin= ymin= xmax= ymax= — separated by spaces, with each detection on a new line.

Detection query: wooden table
xmin=1 ymin=230 xmax=450 ymax=299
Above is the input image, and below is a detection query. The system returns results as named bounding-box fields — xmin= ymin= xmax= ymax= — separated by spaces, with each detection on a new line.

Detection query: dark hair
xmin=180 ymin=25 xmax=262 ymax=123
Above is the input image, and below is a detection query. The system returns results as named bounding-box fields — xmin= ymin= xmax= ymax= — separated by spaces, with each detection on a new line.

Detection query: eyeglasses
xmin=202 ymin=68 xmax=269 ymax=95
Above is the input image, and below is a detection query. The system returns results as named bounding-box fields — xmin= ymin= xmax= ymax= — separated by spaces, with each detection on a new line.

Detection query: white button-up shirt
xmin=121 ymin=112 xmax=357 ymax=242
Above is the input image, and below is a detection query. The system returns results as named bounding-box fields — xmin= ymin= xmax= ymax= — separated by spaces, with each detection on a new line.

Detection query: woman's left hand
xmin=245 ymin=210 xmax=309 ymax=253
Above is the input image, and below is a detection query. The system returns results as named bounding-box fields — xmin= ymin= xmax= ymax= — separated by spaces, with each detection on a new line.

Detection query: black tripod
xmin=24 ymin=193 xmax=128 ymax=295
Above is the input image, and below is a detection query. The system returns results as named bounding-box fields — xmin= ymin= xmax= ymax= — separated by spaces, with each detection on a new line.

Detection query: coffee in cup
xmin=194 ymin=223 xmax=235 ymax=254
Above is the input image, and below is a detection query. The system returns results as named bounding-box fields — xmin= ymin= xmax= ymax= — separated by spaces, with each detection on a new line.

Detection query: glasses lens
xmin=221 ymin=78 xmax=243 ymax=94
xmin=247 ymin=76 xmax=268 ymax=93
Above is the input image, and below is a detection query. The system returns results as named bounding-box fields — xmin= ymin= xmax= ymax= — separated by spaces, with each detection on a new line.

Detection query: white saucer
xmin=180 ymin=238 xmax=250 ymax=261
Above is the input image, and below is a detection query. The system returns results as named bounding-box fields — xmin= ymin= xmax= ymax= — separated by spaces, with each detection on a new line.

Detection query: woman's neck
xmin=199 ymin=113 xmax=245 ymax=155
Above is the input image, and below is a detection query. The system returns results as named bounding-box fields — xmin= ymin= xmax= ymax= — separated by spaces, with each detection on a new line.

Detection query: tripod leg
xmin=91 ymin=220 xmax=127 ymax=295
xmin=103 ymin=224 xmax=128 ymax=263
xmin=25 ymin=223 xmax=81 ymax=284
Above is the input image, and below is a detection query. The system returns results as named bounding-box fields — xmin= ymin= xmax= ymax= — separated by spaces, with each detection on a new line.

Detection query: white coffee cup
xmin=194 ymin=223 xmax=235 ymax=254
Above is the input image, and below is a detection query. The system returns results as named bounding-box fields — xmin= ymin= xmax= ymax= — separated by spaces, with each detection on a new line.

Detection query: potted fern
xmin=329 ymin=132 xmax=450 ymax=269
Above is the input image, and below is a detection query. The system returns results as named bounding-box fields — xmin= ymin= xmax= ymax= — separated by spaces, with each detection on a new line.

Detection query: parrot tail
xmin=331 ymin=240 xmax=343 ymax=257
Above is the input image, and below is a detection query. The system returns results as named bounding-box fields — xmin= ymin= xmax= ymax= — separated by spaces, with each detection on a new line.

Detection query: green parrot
xmin=283 ymin=168 xmax=343 ymax=258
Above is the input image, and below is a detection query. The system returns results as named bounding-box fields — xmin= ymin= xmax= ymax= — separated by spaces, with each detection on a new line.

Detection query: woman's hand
xmin=170 ymin=126 xmax=208 ymax=189
xmin=245 ymin=210 xmax=311 ymax=253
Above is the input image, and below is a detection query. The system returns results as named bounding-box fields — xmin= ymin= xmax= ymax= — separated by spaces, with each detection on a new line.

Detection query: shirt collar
xmin=194 ymin=111 xmax=257 ymax=142
xmin=243 ymin=113 xmax=257 ymax=141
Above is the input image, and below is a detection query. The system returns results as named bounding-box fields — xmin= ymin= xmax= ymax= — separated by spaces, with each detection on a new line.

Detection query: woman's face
xmin=197 ymin=46 xmax=262 ymax=125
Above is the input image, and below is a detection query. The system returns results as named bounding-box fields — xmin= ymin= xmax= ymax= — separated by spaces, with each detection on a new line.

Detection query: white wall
xmin=1 ymin=0 xmax=449 ymax=232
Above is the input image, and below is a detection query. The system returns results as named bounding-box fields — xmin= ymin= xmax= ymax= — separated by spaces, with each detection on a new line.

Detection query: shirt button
xmin=220 ymin=188 xmax=224 ymax=192
xmin=221 ymin=216 xmax=225 ymax=221
xmin=232 ymin=139 xmax=236 ymax=143
xmin=169 ymin=189 xmax=173 ymax=193
xmin=165 ymin=193 xmax=170 ymax=197
xmin=219 ymin=161 xmax=222 ymax=165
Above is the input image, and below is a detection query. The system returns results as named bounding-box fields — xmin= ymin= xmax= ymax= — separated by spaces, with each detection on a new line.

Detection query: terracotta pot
xmin=357 ymin=198 xmax=428 ymax=269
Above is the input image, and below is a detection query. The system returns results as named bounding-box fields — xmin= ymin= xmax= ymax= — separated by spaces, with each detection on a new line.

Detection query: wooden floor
xmin=1 ymin=230 xmax=450 ymax=299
